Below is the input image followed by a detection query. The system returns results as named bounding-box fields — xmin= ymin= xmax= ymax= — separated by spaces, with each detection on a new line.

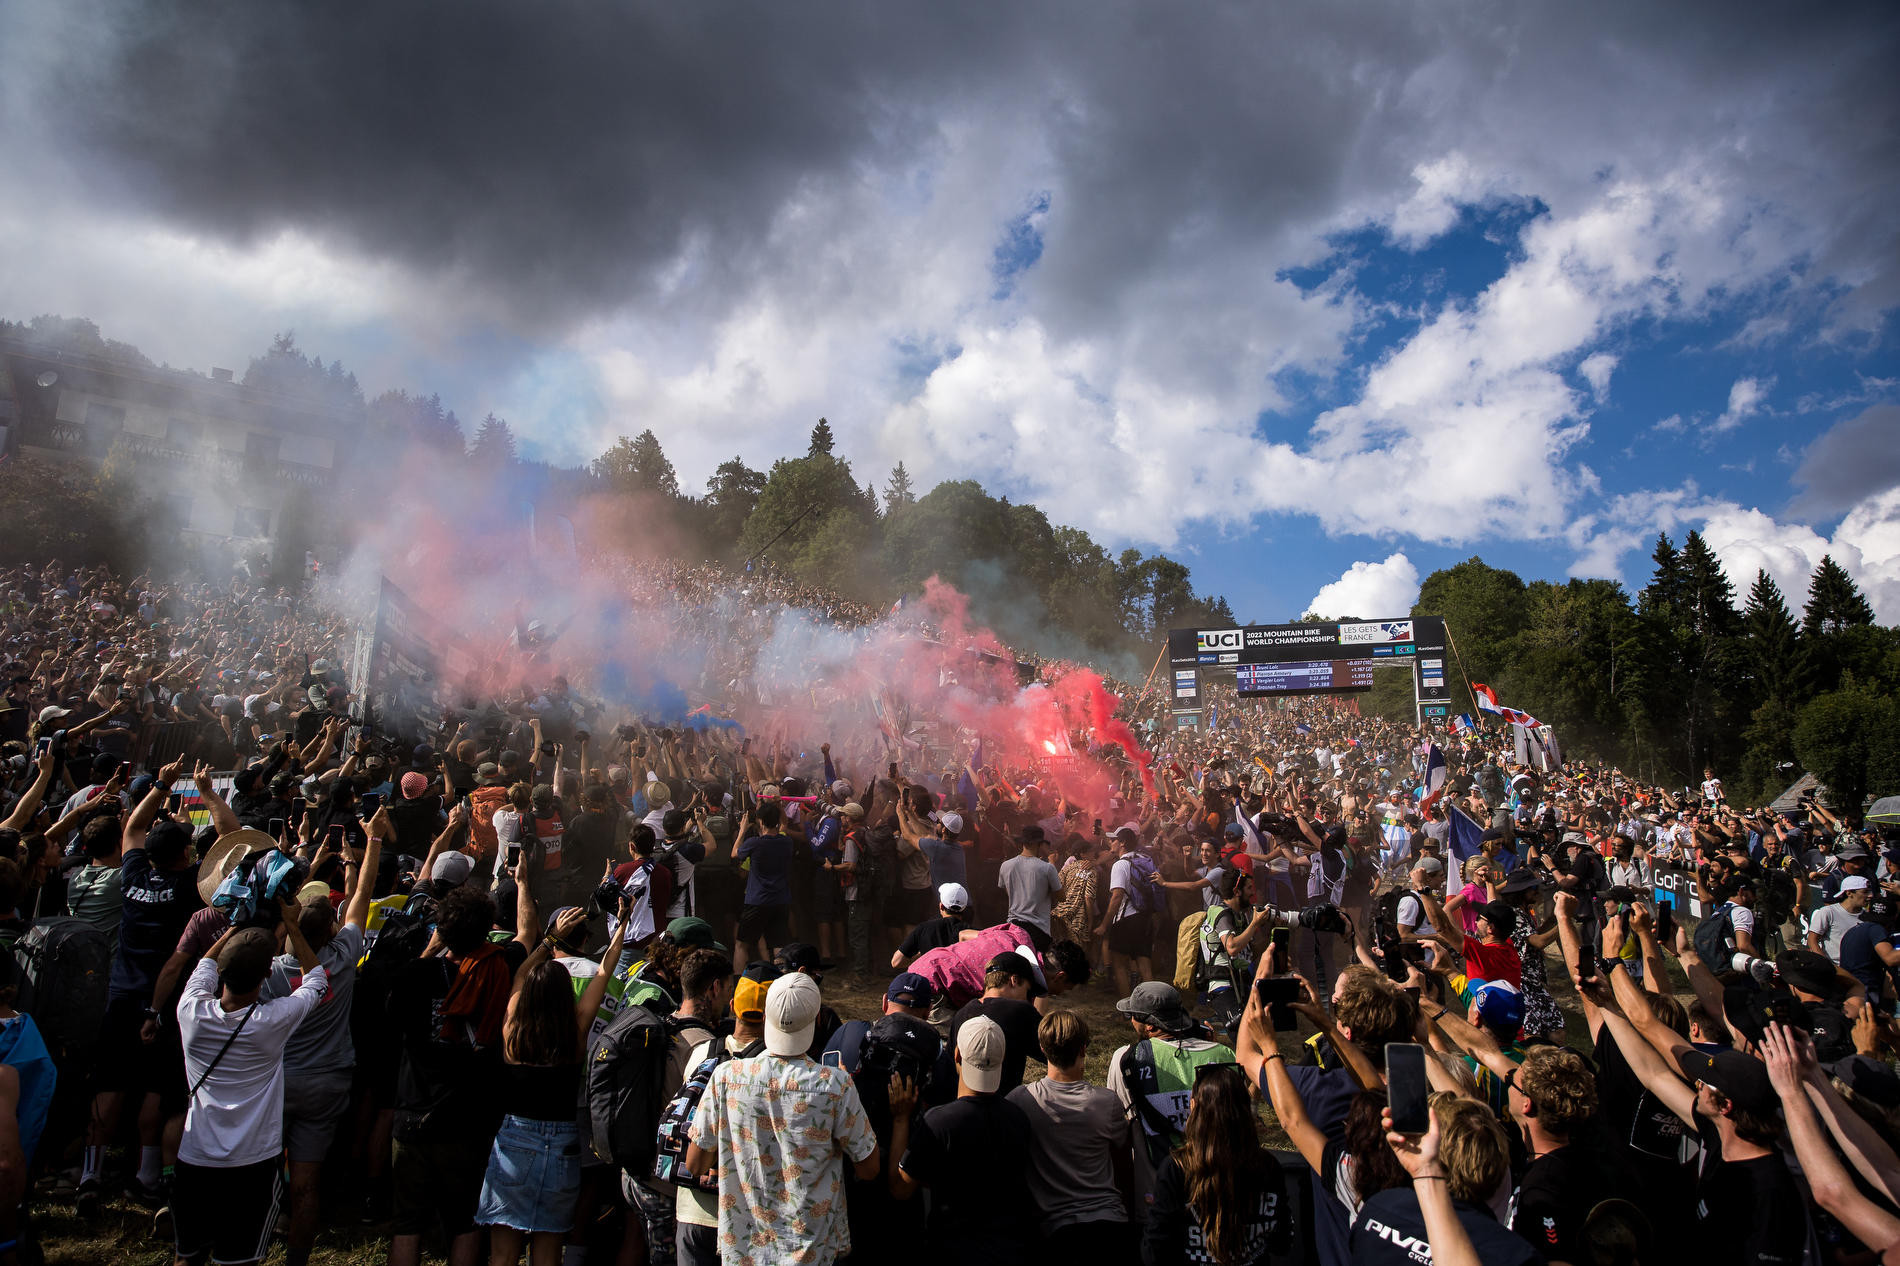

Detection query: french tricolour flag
xmin=1472 ymin=683 xmax=1503 ymax=716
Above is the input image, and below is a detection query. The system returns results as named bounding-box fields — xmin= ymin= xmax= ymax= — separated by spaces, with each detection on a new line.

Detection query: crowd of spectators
xmin=0 ymin=551 xmax=1896 ymax=1266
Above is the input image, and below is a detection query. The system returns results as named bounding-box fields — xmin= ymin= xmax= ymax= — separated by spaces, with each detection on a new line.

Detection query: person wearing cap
xmin=999 ymin=823 xmax=1064 ymax=953
xmin=890 ymin=882 xmax=972 ymax=970
xmin=820 ymin=971 xmax=955 ymax=1100
xmin=1810 ymin=875 xmax=1871 ymax=963
xmin=77 ymin=759 xmax=206 ymax=1220
xmin=1417 ymin=884 xmax=1522 ymax=989
xmin=383 ymin=768 xmax=444 ymax=856
xmin=921 ymin=809 xmax=968 ymax=890
xmin=1592 ymin=962 xmax=1809 ymax=1266
xmin=887 ymin=1014 xmax=1037 ymax=1261
xmin=1772 ymin=949 xmax=1859 ymax=1061
xmin=1198 ymin=866 xmax=1269 ymax=1028
xmin=1106 ymin=980 xmax=1236 ymax=1210
xmin=171 ymin=891 xmax=327 ymax=1266
xmin=257 ymin=808 xmax=387 ymax=1266
xmin=682 ymin=972 xmax=879 ymax=1264
xmin=1838 ymin=892 xmax=1900 ymax=1004
xmin=948 ymin=953 xmax=1047 ymax=1095
xmin=774 ymin=942 xmax=845 ymax=1056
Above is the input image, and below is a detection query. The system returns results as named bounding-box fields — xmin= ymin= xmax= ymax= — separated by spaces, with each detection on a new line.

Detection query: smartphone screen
xmin=328 ymin=824 xmax=344 ymax=843
xmin=1255 ymin=976 xmax=1300 ymax=1031
xmin=269 ymin=817 xmax=286 ymax=838
xmin=361 ymin=792 xmax=381 ymax=814
xmin=166 ymin=792 xmax=183 ymax=814
xmin=1386 ymin=1042 xmax=1431 ymax=1134
xmin=820 ymin=1049 xmax=845 ymax=1070
xmin=1575 ymin=940 xmax=1598 ymax=985
xmin=35 ymin=736 xmax=51 ymax=758
xmin=507 ymin=842 xmax=522 ymax=869
xmin=1654 ymin=898 xmax=1675 ymax=942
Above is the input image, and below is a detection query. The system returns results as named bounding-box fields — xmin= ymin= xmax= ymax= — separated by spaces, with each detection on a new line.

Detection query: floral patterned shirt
xmin=687 ymin=1053 xmax=876 ymax=1265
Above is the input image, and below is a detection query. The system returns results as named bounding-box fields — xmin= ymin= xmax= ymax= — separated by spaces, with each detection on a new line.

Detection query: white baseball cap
xmin=955 ymin=1014 xmax=1006 ymax=1094
xmin=764 ymin=972 xmax=822 ymax=1057
xmin=938 ymin=882 xmax=971 ymax=912
xmin=1840 ymin=875 xmax=1871 ymax=893
xmin=939 ymin=812 xmax=964 ymax=837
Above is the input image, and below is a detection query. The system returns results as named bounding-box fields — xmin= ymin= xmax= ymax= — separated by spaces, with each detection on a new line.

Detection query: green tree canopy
xmin=592 ymin=429 xmax=679 ymax=496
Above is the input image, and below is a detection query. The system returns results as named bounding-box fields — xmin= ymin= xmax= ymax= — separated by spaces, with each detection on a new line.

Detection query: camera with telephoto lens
xmin=1258 ymin=903 xmax=1349 ymax=935
xmin=613 ymin=723 xmax=642 ymax=742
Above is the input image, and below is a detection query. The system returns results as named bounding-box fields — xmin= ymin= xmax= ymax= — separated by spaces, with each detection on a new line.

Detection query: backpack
xmin=652 ymin=1030 xmax=756 ymax=1189
xmin=1693 ymin=903 xmax=1736 ymax=967
xmin=1174 ymin=910 xmax=1206 ymax=992
xmin=864 ymin=826 xmax=899 ymax=904
xmin=1122 ymin=853 xmax=1167 ymax=915
xmin=1376 ymin=886 xmax=1413 ymax=930
xmin=12 ymin=917 xmax=110 ymax=1065
xmin=587 ymin=1002 xmax=674 ymax=1175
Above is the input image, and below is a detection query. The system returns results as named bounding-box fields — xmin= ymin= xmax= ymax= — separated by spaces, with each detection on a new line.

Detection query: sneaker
xmin=74 ymin=1179 xmax=101 ymax=1221
xmin=150 ymin=1204 xmax=173 ymax=1242
xmin=125 ymin=1176 xmax=166 ymax=1209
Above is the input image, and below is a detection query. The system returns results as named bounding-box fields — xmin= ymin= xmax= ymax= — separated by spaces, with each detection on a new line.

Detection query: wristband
xmin=368 ymin=837 xmax=384 ymax=845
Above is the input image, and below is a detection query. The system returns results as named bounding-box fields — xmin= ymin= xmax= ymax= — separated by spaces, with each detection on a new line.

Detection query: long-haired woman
xmin=1142 ymin=1063 xmax=1292 ymax=1265
xmin=476 ymin=897 xmax=629 ymax=1266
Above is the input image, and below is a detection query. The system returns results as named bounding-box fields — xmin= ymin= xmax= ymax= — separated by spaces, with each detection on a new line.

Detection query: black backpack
xmin=587 ymin=1002 xmax=674 ymax=1175
xmin=1693 ymin=903 xmax=1736 ymax=966
xmin=863 ymin=826 xmax=899 ymax=904
xmin=12 ymin=917 xmax=111 ymax=1065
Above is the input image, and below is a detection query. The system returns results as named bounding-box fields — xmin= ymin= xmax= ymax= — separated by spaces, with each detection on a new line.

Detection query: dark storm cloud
xmin=1791 ymin=404 xmax=1900 ymax=519
xmin=15 ymin=0 xmax=1898 ymax=340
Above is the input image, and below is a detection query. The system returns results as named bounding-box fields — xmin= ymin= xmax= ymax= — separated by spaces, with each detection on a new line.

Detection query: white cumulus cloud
xmin=1709 ymin=375 xmax=1775 ymax=433
xmin=1305 ymin=553 xmax=1421 ymax=620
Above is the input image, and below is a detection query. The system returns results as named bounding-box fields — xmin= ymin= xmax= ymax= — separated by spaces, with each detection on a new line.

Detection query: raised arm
xmin=192 ymin=760 xmax=241 ymax=837
xmin=1762 ymin=1024 xmax=1900 ymax=1251
xmin=345 ymin=810 xmax=388 ymax=931
xmin=1594 ymin=976 xmax=1696 ymax=1126
xmin=1257 ymin=992 xmax=1329 ymax=1174
xmin=0 ymin=747 xmax=60 ymax=832
xmin=574 ymin=899 xmax=630 ymax=1041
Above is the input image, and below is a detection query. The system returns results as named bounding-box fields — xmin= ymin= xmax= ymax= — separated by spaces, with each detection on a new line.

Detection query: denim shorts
xmin=475 ymin=1116 xmax=584 ymax=1234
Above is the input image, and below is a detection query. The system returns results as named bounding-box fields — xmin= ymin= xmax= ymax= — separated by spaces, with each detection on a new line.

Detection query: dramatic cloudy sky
xmin=4 ymin=0 xmax=1898 ymax=622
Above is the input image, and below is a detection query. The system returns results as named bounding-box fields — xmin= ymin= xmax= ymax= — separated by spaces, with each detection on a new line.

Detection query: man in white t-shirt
xmin=174 ymin=905 xmax=328 ymax=1266
xmin=1701 ymin=768 xmax=1724 ymax=804
xmin=1397 ymin=858 xmax=1444 ymax=964
xmin=1809 ymin=877 xmax=1869 ymax=963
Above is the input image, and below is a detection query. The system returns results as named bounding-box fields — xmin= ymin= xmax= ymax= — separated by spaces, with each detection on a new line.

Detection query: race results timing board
xmin=1167 ymin=617 xmax=1452 ymax=722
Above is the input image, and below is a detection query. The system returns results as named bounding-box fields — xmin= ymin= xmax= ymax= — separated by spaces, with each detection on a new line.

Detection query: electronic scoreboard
xmin=1167 ymin=617 xmax=1452 ymax=723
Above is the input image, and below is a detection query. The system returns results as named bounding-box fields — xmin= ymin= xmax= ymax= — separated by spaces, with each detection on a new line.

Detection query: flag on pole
xmin=1418 ymin=744 xmax=1448 ymax=812
xmin=1448 ymin=805 xmax=1486 ymax=862
xmin=1451 ymin=714 xmax=1475 ymax=735
xmin=1472 ymin=683 xmax=1502 ymax=716
xmin=890 ymin=595 xmax=906 ymax=616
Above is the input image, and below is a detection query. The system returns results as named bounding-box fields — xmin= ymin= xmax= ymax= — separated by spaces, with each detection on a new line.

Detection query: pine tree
xmin=1680 ymin=530 xmax=1740 ymax=637
xmin=469 ymin=414 xmax=517 ymax=467
xmin=1742 ymin=569 xmax=1803 ymax=703
xmin=808 ymin=417 xmax=835 ymax=456
xmin=883 ymin=461 xmax=917 ymax=512
xmin=1802 ymin=555 xmax=1876 ymax=636
xmin=592 ymin=430 xmax=679 ymax=496
xmin=1638 ymin=533 xmax=1685 ymax=620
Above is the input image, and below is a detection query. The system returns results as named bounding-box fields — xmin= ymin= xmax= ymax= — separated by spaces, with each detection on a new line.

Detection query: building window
xmin=84 ymin=402 xmax=126 ymax=430
xmin=166 ymin=417 xmax=202 ymax=445
xmin=245 ymin=433 xmax=281 ymax=461
xmin=233 ymin=506 xmax=272 ymax=537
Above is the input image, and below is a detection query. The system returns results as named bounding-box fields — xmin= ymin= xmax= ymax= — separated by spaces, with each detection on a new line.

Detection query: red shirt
xmin=1464 ymin=936 xmax=1522 ymax=988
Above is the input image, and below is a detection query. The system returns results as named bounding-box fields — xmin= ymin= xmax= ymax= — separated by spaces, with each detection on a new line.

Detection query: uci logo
xmin=1197 ymin=630 xmax=1243 ymax=653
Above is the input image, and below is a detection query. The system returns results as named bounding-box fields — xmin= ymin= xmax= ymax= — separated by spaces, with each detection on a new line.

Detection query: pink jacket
xmin=910 ymin=922 xmax=1041 ymax=1011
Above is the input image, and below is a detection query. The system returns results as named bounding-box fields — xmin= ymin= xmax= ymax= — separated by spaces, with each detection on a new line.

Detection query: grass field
xmin=30 ymin=934 xmax=1678 ymax=1265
